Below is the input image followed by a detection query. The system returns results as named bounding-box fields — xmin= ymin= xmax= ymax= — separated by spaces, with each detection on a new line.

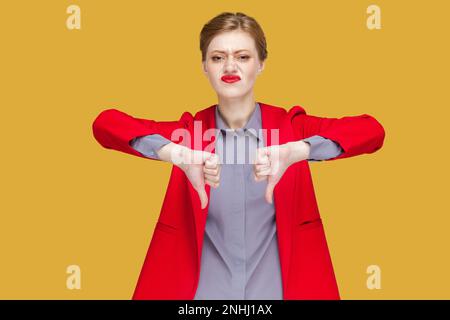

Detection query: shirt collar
xmin=215 ymin=102 xmax=261 ymax=141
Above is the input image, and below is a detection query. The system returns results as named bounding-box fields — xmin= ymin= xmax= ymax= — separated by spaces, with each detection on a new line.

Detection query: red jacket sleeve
xmin=291 ymin=109 xmax=386 ymax=161
xmin=92 ymin=108 xmax=194 ymax=160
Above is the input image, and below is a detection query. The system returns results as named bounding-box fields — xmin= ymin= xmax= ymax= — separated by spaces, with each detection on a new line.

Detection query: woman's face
xmin=202 ymin=30 xmax=265 ymax=100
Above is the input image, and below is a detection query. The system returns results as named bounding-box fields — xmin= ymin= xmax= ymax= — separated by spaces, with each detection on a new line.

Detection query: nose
xmin=224 ymin=56 xmax=238 ymax=73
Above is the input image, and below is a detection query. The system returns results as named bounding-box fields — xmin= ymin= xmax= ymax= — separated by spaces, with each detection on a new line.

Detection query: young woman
xmin=92 ymin=12 xmax=385 ymax=300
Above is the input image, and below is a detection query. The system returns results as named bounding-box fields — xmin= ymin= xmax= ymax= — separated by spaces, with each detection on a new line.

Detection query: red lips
xmin=221 ymin=75 xmax=241 ymax=83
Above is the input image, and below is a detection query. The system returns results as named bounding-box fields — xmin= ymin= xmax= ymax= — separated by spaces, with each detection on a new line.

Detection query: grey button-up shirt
xmin=130 ymin=103 xmax=343 ymax=299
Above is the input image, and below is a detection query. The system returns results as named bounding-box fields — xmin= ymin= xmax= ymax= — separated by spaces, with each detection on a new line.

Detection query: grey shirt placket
xmin=193 ymin=107 xmax=284 ymax=299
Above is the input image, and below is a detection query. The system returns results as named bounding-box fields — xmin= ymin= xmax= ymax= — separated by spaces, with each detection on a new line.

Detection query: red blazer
xmin=92 ymin=102 xmax=385 ymax=300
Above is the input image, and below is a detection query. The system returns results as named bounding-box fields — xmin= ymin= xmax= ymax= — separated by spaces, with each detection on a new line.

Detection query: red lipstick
xmin=221 ymin=75 xmax=241 ymax=83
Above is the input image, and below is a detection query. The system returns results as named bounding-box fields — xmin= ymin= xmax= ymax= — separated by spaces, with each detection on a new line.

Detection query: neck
xmin=217 ymin=93 xmax=256 ymax=129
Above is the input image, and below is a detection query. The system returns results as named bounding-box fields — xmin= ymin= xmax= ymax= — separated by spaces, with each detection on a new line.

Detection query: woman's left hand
xmin=253 ymin=141 xmax=311 ymax=204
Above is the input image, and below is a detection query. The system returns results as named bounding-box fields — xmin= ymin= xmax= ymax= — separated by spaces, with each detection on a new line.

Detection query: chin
xmin=217 ymin=91 xmax=247 ymax=100
xmin=216 ymin=86 xmax=251 ymax=98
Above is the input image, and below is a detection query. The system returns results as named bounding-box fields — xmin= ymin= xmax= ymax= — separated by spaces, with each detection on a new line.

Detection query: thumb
xmin=197 ymin=185 xmax=208 ymax=209
xmin=265 ymin=178 xmax=276 ymax=205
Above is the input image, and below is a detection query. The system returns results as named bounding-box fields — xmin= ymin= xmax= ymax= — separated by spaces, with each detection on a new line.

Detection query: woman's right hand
xmin=156 ymin=142 xmax=221 ymax=209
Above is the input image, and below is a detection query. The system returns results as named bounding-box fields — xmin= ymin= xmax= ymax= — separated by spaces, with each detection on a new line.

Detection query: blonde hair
xmin=199 ymin=12 xmax=268 ymax=62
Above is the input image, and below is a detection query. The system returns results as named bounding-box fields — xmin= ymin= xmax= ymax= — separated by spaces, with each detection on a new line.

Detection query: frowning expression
xmin=202 ymin=30 xmax=265 ymax=99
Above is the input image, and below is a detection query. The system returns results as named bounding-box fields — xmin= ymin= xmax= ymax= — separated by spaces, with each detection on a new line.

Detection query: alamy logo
xmin=367 ymin=5 xmax=382 ymax=30
xmin=169 ymin=121 xmax=280 ymax=165
xmin=66 ymin=264 xmax=81 ymax=290
xmin=366 ymin=264 xmax=382 ymax=290
xmin=66 ymin=5 xmax=81 ymax=30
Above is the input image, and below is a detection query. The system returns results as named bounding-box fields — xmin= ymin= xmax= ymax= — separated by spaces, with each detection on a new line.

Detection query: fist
xmin=253 ymin=141 xmax=310 ymax=204
xmin=174 ymin=147 xmax=221 ymax=209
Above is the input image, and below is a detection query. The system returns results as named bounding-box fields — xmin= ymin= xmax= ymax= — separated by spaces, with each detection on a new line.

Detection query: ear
xmin=202 ymin=61 xmax=208 ymax=75
xmin=257 ymin=61 xmax=265 ymax=74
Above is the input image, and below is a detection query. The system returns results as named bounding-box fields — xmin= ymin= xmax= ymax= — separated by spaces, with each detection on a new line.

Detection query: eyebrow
xmin=210 ymin=50 xmax=251 ymax=54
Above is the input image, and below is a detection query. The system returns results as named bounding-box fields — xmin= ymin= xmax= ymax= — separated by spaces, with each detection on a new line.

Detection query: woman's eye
xmin=211 ymin=55 xmax=249 ymax=62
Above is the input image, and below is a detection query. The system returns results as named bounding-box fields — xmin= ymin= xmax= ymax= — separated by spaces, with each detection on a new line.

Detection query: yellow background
xmin=1 ymin=0 xmax=449 ymax=299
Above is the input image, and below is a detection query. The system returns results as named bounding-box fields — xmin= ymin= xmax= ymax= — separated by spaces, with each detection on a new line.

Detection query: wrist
xmin=157 ymin=142 xmax=190 ymax=166
xmin=287 ymin=140 xmax=310 ymax=164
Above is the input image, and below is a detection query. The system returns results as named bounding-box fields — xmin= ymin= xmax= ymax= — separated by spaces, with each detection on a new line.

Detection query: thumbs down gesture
xmin=253 ymin=141 xmax=311 ymax=204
